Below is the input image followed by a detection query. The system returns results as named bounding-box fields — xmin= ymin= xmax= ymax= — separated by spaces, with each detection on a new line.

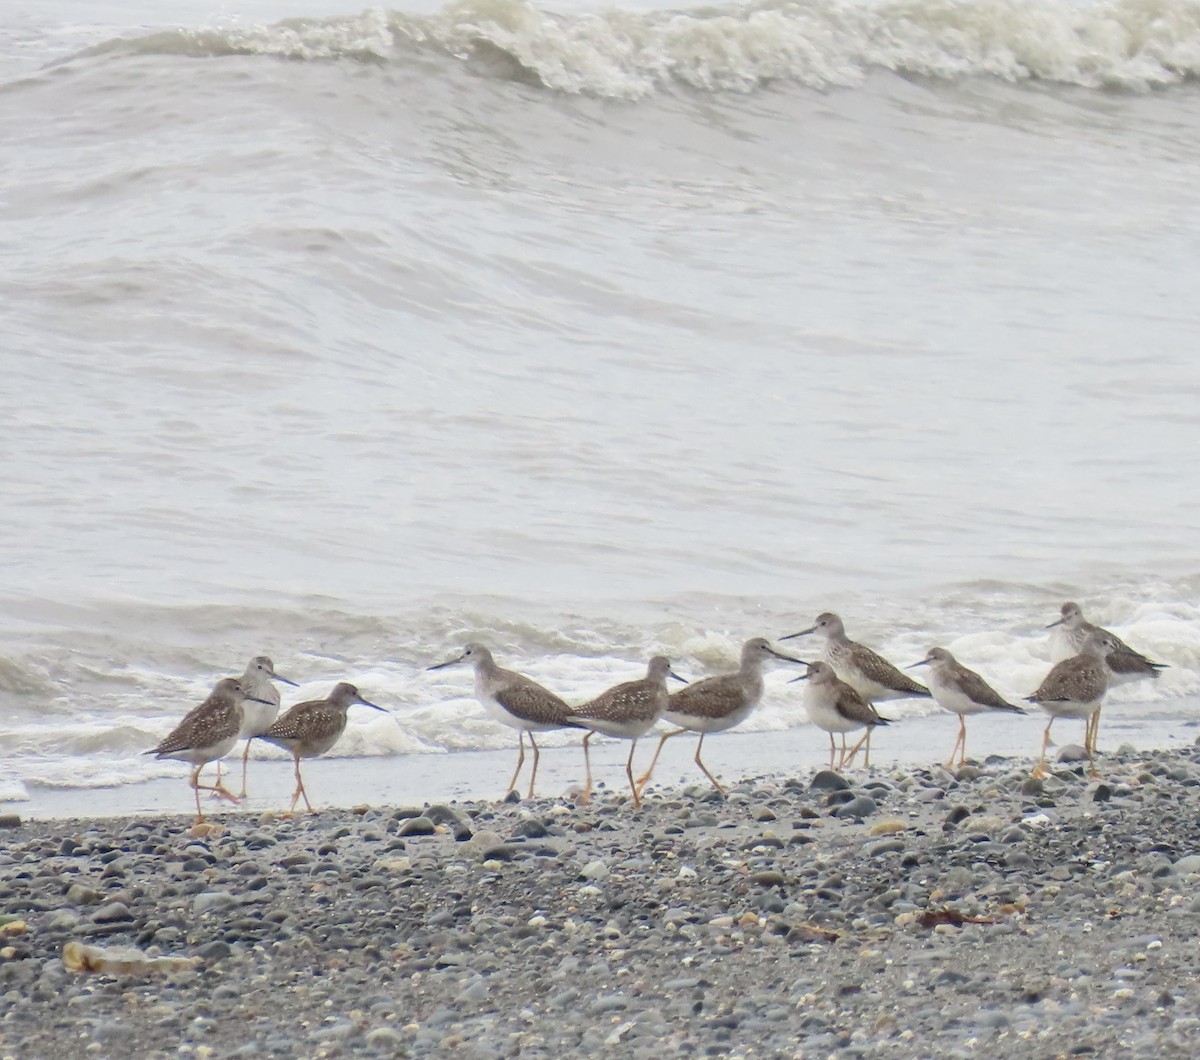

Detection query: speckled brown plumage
xmin=784 ymin=612 xmax=930 ymax=701
xmin=568 ymin=656 xmax=682 ymax=810
xmin=149 ymin=677 xmax=246 ymax=761
xmin=426 ymin=643 xmax=577 ymax=799
xmin=145 ymin=677 xmax=265 ymax=822
xmin=569 ymin=657 xmax=677 ymax=733
xmin=260 ymin=682 xmax=384 ymax=813
xmin=636 ymin=639 xmax=806 ymax=798
xmin=1027 ymin=632 xmax=1119 ymax=779
xmin=493 ymin=681 xmax=574 ymax=727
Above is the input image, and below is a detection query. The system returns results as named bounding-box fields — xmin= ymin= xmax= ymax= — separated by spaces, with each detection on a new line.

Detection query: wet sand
xmin=11 ymin=701 xmax=1200 ymax=822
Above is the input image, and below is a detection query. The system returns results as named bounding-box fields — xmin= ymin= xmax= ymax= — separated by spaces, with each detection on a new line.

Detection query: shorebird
xmin=634 ymin=638 xmax=807 ymax=798
xmin=907 ymin=648 xmax=1024 ymax=769
xmin=567 ymin=656 xmax=684 ymax=809
xmin=1045 ymin=602 xmax=1165 ymax=752
xmin=791 ymin=661 xmax=889 ymax=769
xmin=259 ymin=682 xmax=386 ymax=813
xmin=427 ymin=643 xmax=578 ymax=799
xmin=229 ymin=656 xmax=298 ymax=799
xmin=781 ymin=612 xmax=931 ymax=706
xmin=1026 ymin=630 xmax=1120 ymax=778
xmin=146 ymin=677 xmax=275 ymax=823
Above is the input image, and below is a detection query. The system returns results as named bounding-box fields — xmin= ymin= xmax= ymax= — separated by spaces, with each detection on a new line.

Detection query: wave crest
xmin=66 ymin=0 xmax=1200 ymax=99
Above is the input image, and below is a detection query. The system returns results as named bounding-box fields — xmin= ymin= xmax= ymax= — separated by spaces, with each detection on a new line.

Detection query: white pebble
xmin=581 ymin=860 xmax=610 ymax=881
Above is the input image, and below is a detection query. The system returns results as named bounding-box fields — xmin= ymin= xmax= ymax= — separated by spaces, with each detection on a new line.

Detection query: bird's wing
xmin=955 ymin=666 xmax=1021 ymax=711
xmin=494 ymin=679 xmax=572 ymax=726
xmin=1030 ymin=659 xmax=1105 ymax=702
xmin=851 ymin=643 xmax=931 ymax=696
xmin=262 ymin=700 xmax=336 ymax=744
xmin=1106 ymin=648 xmax=1163 ymax=678
xmin=152 ymin=696 xmax=239 ymax=755
xmin=570 ymin=681 xmax=658 ymax=724
xmin=667 ymin=673 xmax=741 ymax=719
xmin=835 ymin=683 xmax=882 ymax=726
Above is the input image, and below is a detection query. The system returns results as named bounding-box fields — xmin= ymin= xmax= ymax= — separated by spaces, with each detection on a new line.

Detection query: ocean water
xmin=3 ymin=0 xmax=1200 ymax=804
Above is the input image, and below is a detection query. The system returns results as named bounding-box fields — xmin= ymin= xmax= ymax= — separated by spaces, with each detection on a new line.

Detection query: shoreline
xmin=9 ymin=702 xmax=1200 ymax=822
xmin=2 ymin=744 xmax=1200 ymax=1056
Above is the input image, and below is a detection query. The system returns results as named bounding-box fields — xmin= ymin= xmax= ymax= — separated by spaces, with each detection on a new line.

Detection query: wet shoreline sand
xmin=10 ymin=700 xmax=1200 ymax=822
xmin=3 ymin=739 xmax=1200 ymax=1057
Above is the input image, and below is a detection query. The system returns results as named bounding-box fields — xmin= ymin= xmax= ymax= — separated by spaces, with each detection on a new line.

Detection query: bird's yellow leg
xmin=1032 ymin=719 xmax=1054 ymax=779
xmin=504 ymin=731 xmax=526 ymax=798
xmin=626 ymin=739 xmax=641 ymax=809
xmin=635 ymin=728 xmax=686 ymax=796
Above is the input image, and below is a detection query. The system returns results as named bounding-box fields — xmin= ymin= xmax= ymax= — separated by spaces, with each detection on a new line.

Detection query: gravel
xmin=3 ymin=746 xmax=1200 ymax=1056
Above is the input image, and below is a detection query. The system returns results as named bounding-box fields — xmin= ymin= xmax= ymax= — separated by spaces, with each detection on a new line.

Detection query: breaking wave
xmin=65 ymin=0 xmax=1200 ymax=100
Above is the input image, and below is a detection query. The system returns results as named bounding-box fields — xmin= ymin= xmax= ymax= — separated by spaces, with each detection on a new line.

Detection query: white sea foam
xmin=73 ymin=0 xmax=1200 ymax=98
xmin=4 ymin=584 xmax=1197 ymax=791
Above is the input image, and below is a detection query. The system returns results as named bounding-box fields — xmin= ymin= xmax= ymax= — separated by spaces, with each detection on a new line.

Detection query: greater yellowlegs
xmin=907 ymin=647 xmax=1024 ymax=769
xmin=782 ymin=612 xmax=931 ymax=705
xmin=259 ymin=682 xmax=385 ymax=813
xmin=1026 ymin=630 xmax=1119 ymax=778
xmin=146 ymin=677 xmax=274 ymax=823
xmin=233 ymin=656 xmax=298 ymax=799
xmin=427 ymin=643 xmax=577 ymax=799
xmin=567 ymin=656 xmax=684 ymax=809
xmin=1046 ymin=602 xmax=1165 ymax=753
xmin=635 ymin=638 xmax=806 ymax=797
xmin=791 ymin=661 xmax=890 ymax=769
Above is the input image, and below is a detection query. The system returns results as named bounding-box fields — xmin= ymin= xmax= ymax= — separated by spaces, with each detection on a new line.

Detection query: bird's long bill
xmin=274 ymin=674 xmax=300 ymax=687
xmin=247 ymin=694 xmax=276 ymax=705
xmin=769 ymin=647 xmax=809 ymax=665
xmin=1044 ymin=618 xmax=1065 ymax=629
xmin=904 ymin=659 xmax=930 ymax=670
xmin=427 ymin=653 xmax=465 ymax=671
xmin=356 ymin=697 xmax=388 ymax=713
xmin=788 ymin=673 xmax=811 ymax=684
xmin=779 ymin=626 xmax=816 ymax=642
xmin=668 ymin=669 xmax=688 ymax=684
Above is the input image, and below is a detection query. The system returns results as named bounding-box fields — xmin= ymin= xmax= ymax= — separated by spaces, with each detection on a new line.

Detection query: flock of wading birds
xmin=148 ymin=602 xmax=1167 ymax=823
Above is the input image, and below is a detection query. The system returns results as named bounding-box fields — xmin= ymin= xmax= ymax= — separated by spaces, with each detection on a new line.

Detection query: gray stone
xmin=834 ymin=796 xmax=877 ymax=819
xmin=66 ymin=884 xmax=102 ymax=906
xmin=581 ymin=860 xmax=610 ymax=881
xmin=193 ymin=891 xmax=237 ymax=916
xmin=456 ymin=978 xmax=490 ymax=1004
xmin=480 ymin=844 xmax=522 ymax=862
xmin=809 ymin=771 xmax=850 ymax=792
xmin=750 ymin=869 xmax=786 ymax=886
xmin=590 ymin=994 xmax=629 ymax=1015
xmin=425 ymin=804 xmax=469 ymax=827
xmin=91 ymin=902 xmax=133 ymax=923
xmin=864 ymin=839 xmax=905 ymax=857
xmin=398 ymin=816 xmax=437 ymax=837
xmin=1172 ymin=854 xmax=1200 ymax=876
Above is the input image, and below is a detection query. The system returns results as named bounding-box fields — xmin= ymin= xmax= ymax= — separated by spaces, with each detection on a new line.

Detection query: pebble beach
xmin=5 ymin=745 xmax=1200 ymax=1058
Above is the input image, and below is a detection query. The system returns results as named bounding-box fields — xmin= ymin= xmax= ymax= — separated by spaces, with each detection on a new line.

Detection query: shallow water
xmin=3 ymin=0 xmax=1199 ymax=800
